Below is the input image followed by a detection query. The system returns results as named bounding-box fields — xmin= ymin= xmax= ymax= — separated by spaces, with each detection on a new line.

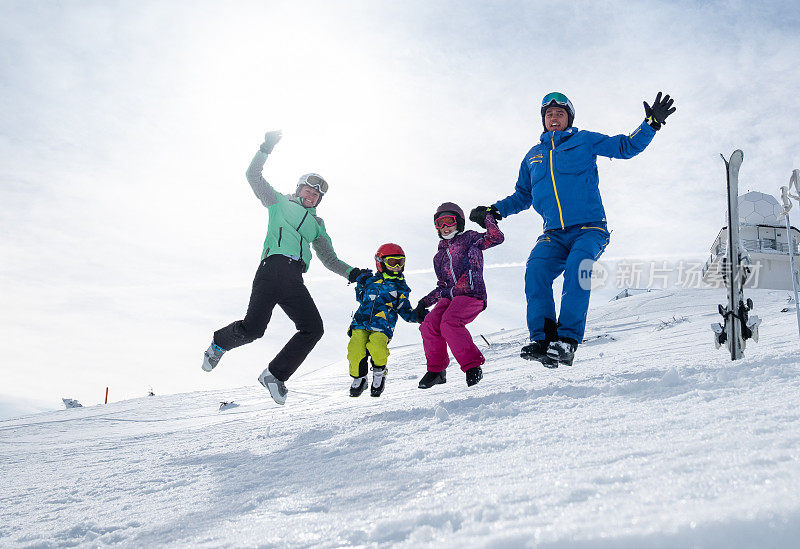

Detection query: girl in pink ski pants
xmin=421 ymin=296 xmax=488 ymax=372
xmin=415 ymin=202 xmax=504 ymax=386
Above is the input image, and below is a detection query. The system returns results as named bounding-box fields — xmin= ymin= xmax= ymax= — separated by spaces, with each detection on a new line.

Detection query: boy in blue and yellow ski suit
xmin=471 ymin=91 xmax=675 ymax=367
xmin=347 ymin=243 xmax=417 ymax=397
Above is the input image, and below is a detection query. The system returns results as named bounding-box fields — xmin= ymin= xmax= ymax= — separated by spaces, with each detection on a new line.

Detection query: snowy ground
xmin=2 ymin=288 xmax=800 ymax=548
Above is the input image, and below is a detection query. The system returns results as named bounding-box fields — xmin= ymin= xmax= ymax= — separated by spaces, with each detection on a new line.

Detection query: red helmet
xmin=375 ymin=243 xmax=405 ymax=273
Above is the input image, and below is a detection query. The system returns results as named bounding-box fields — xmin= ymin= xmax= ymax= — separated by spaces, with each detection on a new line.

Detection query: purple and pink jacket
xmin=420 ymin=215 xmax=504 ymax=308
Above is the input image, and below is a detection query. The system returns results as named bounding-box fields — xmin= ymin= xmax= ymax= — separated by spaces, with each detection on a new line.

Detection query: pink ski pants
xmin=419 ymin=296 xmax=485 ymax=372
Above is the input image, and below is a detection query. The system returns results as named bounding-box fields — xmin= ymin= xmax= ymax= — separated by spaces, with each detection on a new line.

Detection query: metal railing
xmin=741 ymin=238 xmax=798 ymax=254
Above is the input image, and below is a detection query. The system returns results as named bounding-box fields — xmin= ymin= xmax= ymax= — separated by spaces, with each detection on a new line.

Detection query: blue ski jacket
xmin=493 ymin=121 xmax=656 ymax=231
xmin=349 ymin=272 xmax=416 ymax=339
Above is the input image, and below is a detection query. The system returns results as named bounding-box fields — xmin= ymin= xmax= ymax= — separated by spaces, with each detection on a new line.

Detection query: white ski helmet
xmin=295 ymin=173 xmax=329 ymax=205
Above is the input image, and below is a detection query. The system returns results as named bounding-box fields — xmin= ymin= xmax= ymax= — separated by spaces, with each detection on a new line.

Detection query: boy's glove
xmin=347 ymin=267 xmax=372 ymax=284
xmin=469 ymin=205 xmax=502 ymax=228
xmin=643 ymin=92 xmax=675 ymax=130
xmin=414 ymin=300 xmax=429 ymax=323
xmin=260 ymin=130 xmax=283 ymax=154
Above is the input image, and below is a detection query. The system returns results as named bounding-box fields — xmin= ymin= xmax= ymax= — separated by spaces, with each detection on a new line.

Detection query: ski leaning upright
xmin=712 ymin=149 xmax=761 ymax=360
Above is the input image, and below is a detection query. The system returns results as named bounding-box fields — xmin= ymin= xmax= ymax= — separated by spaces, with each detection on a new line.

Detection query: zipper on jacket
xmin=367 ymin=275 xmax=379 ymax=326
xmin=469 ymin=269 xmax=473 ymax=290
xmin=295 ymin=212 xmax=311 ymax=264
xmin=446 ymin=247 xmax=457 ymax=284
xmin=446 ymin=246 xmax=458 ymax=299
xmin=367 ymin=275 xmax=391 ymax=330
xmin=549 ymin=135 xmax=565 ymax=229
xmin=277 ymin=227 xmax=282 ymax=247
xmin=581 ymin=226 xmax=609 ymax=233
xmin=296 ymin=211 xmax=309 ymax=231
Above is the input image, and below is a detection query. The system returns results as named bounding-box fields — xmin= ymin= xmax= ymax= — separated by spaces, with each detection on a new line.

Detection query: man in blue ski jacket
xmin=470 ymin=91 xmax=675 ymax=367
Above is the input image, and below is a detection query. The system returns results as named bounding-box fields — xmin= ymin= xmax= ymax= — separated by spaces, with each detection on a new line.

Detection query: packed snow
xmin=2 ymin=288 xmax=800 ymax=547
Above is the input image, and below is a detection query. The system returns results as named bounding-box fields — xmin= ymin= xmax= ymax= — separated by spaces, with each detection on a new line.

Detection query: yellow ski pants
xmin=347 ymin=329 xmax=390 ymax=378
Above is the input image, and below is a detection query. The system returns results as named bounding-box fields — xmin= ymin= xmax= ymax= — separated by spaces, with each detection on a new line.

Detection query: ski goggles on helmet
xmin=541 ymin=92 xmax=575 ymax=117
xmin=434 ymin=214 xmax=458 ymax=229
xmin=379 ymin=255 xmax=405 ymax=268
xmin=298 ymin=173 xmax=329 ymax=195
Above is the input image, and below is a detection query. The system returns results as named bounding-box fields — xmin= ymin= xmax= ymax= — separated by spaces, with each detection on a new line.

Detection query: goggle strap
xmin=301 ymin=183 xmax=325 ymax=194
xmin=299 ymin=175 xmax=328 ymax=194
xmin=542 ymin=92 xmax=570 ymax=106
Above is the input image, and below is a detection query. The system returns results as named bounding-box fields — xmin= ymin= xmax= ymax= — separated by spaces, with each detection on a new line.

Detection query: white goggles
xmin=298 ymin=173 xmax=328 ymax=195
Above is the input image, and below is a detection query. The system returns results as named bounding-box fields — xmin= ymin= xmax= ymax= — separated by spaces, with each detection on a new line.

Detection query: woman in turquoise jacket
xmin=472 ymin=92 xmax=675 ymax=367
xmin=202 ymin=131 xmax=371 ymax=405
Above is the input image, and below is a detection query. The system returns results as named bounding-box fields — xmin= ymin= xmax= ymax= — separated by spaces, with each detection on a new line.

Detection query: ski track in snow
xmin=2 ymin=288 xmax=800 ymax=547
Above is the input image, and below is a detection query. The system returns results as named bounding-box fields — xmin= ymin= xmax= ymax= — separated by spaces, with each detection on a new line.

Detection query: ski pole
xmin=779 ymin=183 xmax=800 ymax=343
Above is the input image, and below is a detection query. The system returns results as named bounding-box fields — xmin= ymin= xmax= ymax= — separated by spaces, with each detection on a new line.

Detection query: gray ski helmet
xmin=541 ymin=91 xmax=575 ymax=131
xmin=434 ymin=202 xmax=465 ymax=233
xmin=295 ymin=173 xmax=328 ymax=205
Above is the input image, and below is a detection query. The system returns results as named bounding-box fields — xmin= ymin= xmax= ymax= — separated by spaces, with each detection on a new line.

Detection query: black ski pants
xmin=213 ymin=255 xmax=324 ymax=381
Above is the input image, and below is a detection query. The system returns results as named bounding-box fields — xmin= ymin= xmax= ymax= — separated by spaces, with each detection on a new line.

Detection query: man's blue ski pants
xmin=524 ymin=222 xmax=611 ymax=343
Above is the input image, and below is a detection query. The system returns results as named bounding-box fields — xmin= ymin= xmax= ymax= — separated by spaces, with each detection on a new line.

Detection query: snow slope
xmin=2 ymin=288 xmax=800 ymax=548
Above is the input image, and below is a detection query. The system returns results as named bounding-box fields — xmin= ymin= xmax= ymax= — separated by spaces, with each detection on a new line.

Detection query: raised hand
xmin=643 ymin=92 xmax=675 ymax=130
xmin=260 ymin=130 xmax=283 ymax=154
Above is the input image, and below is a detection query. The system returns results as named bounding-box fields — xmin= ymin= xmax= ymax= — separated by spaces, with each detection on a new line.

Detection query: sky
xmin=2 ymin=0 xmax=799 ymax=417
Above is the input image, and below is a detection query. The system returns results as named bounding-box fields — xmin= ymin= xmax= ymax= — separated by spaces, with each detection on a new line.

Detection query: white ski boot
xmin=202 ymin=342 xmax=226 ymax=372
xmin=258 ymin=369 xmax=287 ymax=405
xmin=350 ymin=377 xmax=368 ymax=397
xmin=370 ymin=366 xmax=386 ymax=397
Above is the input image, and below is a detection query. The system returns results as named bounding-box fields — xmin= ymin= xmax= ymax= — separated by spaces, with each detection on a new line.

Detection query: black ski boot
xmin=418 ymin=370 xmax=446 ymax=389
xmin=465 ymin=366 xmax=483 ymax=387
xmin=349 ymin=377 xmax=368 ymax=397
xmin=546 ymin=338 xmax=578 ymax=366
xmin=370 ymin=367 xmax=386 ymax=397
xmin=520 ymin=340 xmax=558 ymax=368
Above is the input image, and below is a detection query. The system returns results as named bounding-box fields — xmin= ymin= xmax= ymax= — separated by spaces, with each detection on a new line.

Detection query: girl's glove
xmin=414 ymin=300 xmax=429 ymax=323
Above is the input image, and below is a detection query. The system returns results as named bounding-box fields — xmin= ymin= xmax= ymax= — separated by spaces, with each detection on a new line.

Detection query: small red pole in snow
xmin=105 ymin=387 xmax=108 ymax=404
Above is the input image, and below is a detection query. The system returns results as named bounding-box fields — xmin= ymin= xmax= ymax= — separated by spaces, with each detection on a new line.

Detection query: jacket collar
xmin=438 ymin=231 xmax=465 ymax=248
xmin=378 ymin=271 xmax=404 ymax=281
xmin=290 ymin=194 xmax=317 ymax=213
xmin=540 ymin=126 xmax=578 ymax=146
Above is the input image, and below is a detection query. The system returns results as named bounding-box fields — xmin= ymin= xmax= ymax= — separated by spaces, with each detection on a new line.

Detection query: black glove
xmin=347 ymin=267 xmax=372 ymax=284
xmin=414 ymin=300 xmax=429 ymax=323
xmin=260 ymin=130 xmax=282 ymax=154
xmin=643 ymin=92 xmax=675 ymax=130
xmin=469 ymin=205 xmax=502 ymax=229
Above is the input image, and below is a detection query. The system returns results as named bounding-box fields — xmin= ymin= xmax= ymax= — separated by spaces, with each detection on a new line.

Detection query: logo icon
xmin=578 ymin=259 xmax=608 ymax=291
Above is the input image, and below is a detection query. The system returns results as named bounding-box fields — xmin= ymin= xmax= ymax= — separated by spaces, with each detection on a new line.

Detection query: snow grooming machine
xmin=711 ymin=150 xmax=761 ymax=360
